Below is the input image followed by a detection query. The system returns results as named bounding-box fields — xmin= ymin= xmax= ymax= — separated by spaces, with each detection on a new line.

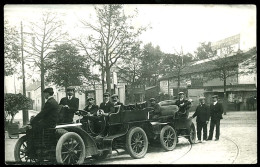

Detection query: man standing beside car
xmin=207 ymin=95 xmax=224 ymax=141
xmin=190 ymin=96 xmax=210 ymax=143
xmin=59 ymin=86 xmax=79 ymax=123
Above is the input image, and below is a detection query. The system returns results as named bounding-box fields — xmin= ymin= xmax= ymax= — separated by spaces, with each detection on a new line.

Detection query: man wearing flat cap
xmin=207 ymin=95 xmax=223 ymax=141
xmin=99 ymin=92 xmax=115 ymax=116
xmin=190 ymin=96 xmax=210 ymax=143
xmin=150 ymin=98 xmax=161 ymax=119
xmin=83 ymin=97 xmax=99 ymax=116
xmin=31 ymin=87 xmax=60 ymax=130
xmin=59 ymin=86 xmax=79 ymax=123
xmin=111 ymin=94 xmax=123 ymax=106
xmin=175 ymin=92 xmax=191 ymax=118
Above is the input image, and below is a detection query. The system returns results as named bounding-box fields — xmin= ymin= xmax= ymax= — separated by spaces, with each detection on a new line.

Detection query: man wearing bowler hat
xmin=207 ymin=95 xmax=224 ymax=141
xmin=31 ymin=87 xmax=60 ymax=130
xmin=59 ymin=86 xmax=79 ymax=123
xmin=175 ymin=92 xmax=191 ymax=118
xmin=190 ymin=96 xmax=210 ymax=143
xmin=99 ymin=92 xmax=115 ymax=116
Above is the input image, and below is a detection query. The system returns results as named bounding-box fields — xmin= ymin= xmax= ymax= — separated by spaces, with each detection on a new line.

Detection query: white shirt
xmin=213 ymin=101 xmax=218 ymax=105
xmin=68 ymin=96 xmax=72 ymax=100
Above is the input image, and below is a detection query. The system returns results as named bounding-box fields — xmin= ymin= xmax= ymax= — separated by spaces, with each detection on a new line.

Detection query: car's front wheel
xmin=14 ymin=135 xmax=38 ymax=163
xmin=56 ymin=132 xmax=85 ymax=164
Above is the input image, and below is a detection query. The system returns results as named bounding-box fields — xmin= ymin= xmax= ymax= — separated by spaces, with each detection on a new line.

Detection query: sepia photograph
xmin=4 ymin=4 xmax=257 ymax=164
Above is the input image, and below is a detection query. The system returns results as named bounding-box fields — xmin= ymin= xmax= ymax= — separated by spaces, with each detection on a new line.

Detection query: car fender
xmin=56 ymin=124 xmax=98 ymax=156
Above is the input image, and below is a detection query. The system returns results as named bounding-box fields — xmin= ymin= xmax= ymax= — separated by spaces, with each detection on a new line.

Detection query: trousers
xmin=197 ymin=121 xmax=207 ymax=140
xmin=208 ymin=119 xmax=220 ymax=139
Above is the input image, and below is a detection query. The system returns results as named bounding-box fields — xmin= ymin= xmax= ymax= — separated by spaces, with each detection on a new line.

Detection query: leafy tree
xmin=77 ymin=4 xmax=147 ymax=94
xmin=194 ymin=42 xmax=217 ymax=60
xmin=139 ymin=43 xmax=164 ymax=87
xmin=4 ymin=20 xmax=20 ymax=76
xmin=117 ymin=42 xmax=143 ymax=102
xmin=24 ymin=11 xmax=68 ymax=107
xmin=162 ymin=48 xmax=194 ymax=93
xmin=46 ymin=43 xmax=99 ymax=94
xmin=4 ymin=93 xmax=32 ymax=124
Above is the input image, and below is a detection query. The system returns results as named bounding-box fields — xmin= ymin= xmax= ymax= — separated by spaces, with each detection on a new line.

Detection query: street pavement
xmin=5 ymin=110 xmax=257 ymax=164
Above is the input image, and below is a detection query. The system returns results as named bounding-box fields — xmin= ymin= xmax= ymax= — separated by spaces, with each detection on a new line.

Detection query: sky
xmin=4 ymin=4 xmax=256 ymax=54
xmin=4 ymin=4 xmax=257 ymax=92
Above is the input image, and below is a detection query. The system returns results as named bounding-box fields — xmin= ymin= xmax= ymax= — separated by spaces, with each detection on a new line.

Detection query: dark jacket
xmin=83 ymin=104 xmax=99 ymax=115
xmin=175 ymin=98 xmax=191 ymax=114
xmin=209 ymin=102 xmax=223 ymax=121
xmin=99 ymin=101 xmax=115 ymax=114
xmin=192 ymin=103 xmax=210 ymax=122
xmin=31 ymin=97 xmax=59 ymax=127
xmin=59 ymin=96 xmax=79 ymax=123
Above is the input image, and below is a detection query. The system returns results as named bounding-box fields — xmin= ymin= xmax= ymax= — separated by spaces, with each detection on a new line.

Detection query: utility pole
xmin=21 ymin=21 xmax=29 ymax=125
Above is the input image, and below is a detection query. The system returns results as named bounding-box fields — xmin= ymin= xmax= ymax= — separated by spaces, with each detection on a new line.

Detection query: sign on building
xmin=211 ymin=34 xmax=240 ymax=51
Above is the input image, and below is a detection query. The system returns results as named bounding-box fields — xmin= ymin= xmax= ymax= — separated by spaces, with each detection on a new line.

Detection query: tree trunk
xmin=40 ymin=56 xmax=45 ymax=110
xmin=177 ymin=69 xmax=181 ymax=94
xmin=105 ymin=65 xmax=111 ymax=94
xmin=223 ymin=74 xmax=227 ymax=115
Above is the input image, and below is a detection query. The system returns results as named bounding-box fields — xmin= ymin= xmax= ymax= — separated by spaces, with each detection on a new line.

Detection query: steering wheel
xmin=76 ymin=109 xmax=89 ymax=116
xmin=96 ymin=109 xmax=105 ymax=117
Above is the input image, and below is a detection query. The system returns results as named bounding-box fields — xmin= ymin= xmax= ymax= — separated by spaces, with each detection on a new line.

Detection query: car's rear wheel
xmin=188 ymin=123 xmax=196 ymax=144
xmin=160 ymin=125 xmax=177 ymax=151
xmin=14 ymin=135 xmax=38 ymax=163
xmin=56 ymin=132 xmax=85 ymax=164
xmin=125 ymin=127 xmax=148 ymax=159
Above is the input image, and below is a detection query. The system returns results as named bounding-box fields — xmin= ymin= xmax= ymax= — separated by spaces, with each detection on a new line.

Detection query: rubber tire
xmin=56 ymin=132 xmax=86 ymax=164
xmin=92 ymin=150 xmax=109 ymax=160
xmin=160 ymin=125 xmax=177 ymax=151
xmin=125 ymin=127 xmax=148 ymax=159
xmin=55 ymin=128 xmax=68 ymax=139
xmin=188 ymin=123 xmax=196 ymax=144
xmin=14 ymin=135 xmax=37 ymax=163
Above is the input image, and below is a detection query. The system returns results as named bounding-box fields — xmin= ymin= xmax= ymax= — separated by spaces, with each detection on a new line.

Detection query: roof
xmin=26 ymin=81 xmax=41 ymax=91
xmin=159 ymin=47 xmax=256 ymax=81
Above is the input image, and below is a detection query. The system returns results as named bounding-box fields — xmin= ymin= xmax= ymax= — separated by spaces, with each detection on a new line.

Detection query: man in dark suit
xmin=190 ymin=97 xmax=210 ymax=143
xmin=83 ymin=97 xmax=99 ymax=115
xmin=59 ymin=86 xmax=79 ymax=123
xmin=31 ymin=87 xmax=60 ymax=131
xmin=207 ymin=95 xmax=224 ymax=141
xmin=150 ymin=98 xmax=161 ymax=119
xmin=99 ymin=92 xmax=115 ymax=116
xmin=175 ymin=92 xmax=191 ymax=118
xmin=27 ymin=88 xmax=60 ymax=155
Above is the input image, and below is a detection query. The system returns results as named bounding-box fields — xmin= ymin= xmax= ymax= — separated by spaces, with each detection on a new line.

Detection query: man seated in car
xmin=83 ymin=97 xmax=99 ymax=116
xmin=111 ymin=94 xmax=123 ymax=112
xmin=150 ymin=98 xmax=161 ymax=119
xmin=99 ymin=92 xmax=115 ymax=116
xmin=175 ymin=92 xmax=191 ymax=118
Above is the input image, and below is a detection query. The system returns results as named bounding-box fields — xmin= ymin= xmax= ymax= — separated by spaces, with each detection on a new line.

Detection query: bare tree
xmin=24 ymin=11 xmax=68 ymax=107
xmin=76 ymin=4 xmax=146 ymax=94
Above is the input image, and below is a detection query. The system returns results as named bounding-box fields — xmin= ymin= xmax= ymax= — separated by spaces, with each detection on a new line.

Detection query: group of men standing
xmin=189 ymin=94 xmax=223 ymax=142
